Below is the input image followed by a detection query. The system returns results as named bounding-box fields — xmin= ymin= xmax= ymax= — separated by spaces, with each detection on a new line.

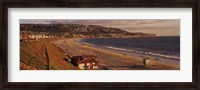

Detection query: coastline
xmin=77 ymin=38 xmax=180 ymax=64
xmin=53 ymin=38 xmax=180 ymax=70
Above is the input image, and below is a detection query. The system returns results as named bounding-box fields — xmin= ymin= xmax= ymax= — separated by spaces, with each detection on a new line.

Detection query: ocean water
xmin=80 ymin=36 xmax=180 ymax=60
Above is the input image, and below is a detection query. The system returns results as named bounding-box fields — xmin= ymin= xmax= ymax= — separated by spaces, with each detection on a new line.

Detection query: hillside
xmin=20 ymin=39 xmax=79 ymax=70
xmin=20 ymin=24 xmax=156 ymax=38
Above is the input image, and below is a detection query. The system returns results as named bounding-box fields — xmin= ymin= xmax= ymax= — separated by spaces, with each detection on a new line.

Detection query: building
xmin=71 ymin=55 xmax=99 ymax=70
xmin=20 ymin=33 xmax=32 ymax=42
xmin=20 ymin=32 xmax=55 ymax=42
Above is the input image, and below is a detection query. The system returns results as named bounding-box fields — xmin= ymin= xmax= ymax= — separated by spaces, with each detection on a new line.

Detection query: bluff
xmin=20 ymin=39 xmax=79 ymax=70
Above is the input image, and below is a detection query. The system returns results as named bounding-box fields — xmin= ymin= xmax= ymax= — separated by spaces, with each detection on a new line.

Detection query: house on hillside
xmin=71 ymin=55 xmax=99 ymax=70
xmin=20 ymin=32 xmax=55 ymax=42
xmin=20 ymin=33 xmax=32 ymax=42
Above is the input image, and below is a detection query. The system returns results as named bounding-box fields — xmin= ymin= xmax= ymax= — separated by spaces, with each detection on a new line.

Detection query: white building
xmin=71 ymin=55 xmax=99 ymax=70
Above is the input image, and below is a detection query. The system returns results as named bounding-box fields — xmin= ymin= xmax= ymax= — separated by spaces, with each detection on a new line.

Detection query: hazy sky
xmin=20 ymin=19 xmax=180 ymax=36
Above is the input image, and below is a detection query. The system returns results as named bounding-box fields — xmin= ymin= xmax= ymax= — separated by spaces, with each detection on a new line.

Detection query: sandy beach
xmin=53 ymin=38 xmax=180 ymax=70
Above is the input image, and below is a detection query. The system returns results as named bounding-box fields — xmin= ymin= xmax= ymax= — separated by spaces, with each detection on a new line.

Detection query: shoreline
xmin=76 ymin=38 xmax=180 ymax=64
xmin=53 ymin=38 xmax=180 ymax=70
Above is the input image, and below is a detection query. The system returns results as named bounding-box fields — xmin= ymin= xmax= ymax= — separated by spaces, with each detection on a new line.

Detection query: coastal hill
xmin=20 ymin=24 xmax=156 ymax=38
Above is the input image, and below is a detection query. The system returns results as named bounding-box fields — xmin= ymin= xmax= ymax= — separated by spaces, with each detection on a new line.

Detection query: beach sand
xmin=53 ymin=38 xmax=180 ymax=70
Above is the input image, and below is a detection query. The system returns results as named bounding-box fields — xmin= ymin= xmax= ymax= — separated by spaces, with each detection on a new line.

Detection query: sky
xmin=20 ymin=19 xmax=180 ymax=36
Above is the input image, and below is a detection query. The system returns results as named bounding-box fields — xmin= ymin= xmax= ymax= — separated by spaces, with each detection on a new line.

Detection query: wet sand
xmin=53 ymin=38 xmax=180 ymax=70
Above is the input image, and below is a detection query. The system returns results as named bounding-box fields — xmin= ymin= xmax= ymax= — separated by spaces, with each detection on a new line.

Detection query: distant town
xmin=20 ymin=24 xmax=156 ymax=41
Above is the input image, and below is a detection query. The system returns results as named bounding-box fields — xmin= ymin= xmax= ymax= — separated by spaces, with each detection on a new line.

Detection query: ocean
xmin=79 ymin=36 xmax=180 ymax=60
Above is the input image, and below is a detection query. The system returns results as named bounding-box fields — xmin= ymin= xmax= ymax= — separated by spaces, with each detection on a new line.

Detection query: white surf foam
xmin=82 ymin=42 xmax=93 ymax=46
xmin=104 ymin=46 xmax=180 ymax=60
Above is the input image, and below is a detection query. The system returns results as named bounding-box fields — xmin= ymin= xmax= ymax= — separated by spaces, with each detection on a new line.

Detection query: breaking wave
xmin=104 ymin=46 xmax=180 ymax=60
xmin=82 ymin=42 xmax=93 ymax=46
